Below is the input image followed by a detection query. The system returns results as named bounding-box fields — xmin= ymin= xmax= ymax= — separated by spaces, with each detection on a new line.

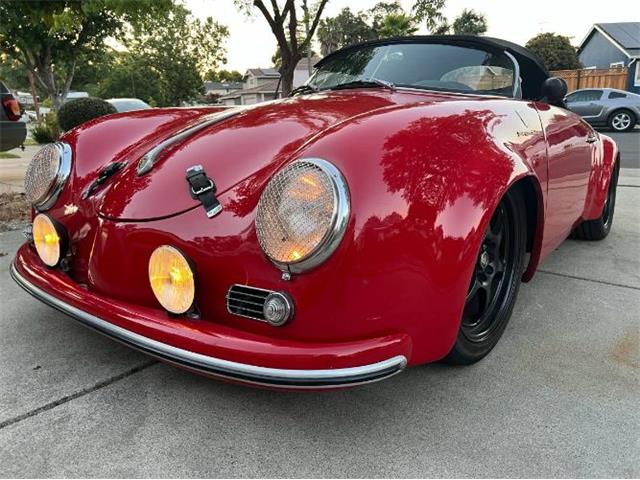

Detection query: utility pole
xmin=302 ymin=0 xmax=313 ymax=76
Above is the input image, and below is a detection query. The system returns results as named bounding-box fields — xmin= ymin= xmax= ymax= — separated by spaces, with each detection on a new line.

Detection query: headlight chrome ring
xmin=255 ymin=158 xmax=350 ymax=274
xmin=24 ymin=142 xmax=72 ymax=211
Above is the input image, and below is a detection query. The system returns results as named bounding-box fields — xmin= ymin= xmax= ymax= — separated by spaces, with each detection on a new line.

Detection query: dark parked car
xmin=565 ymin=88 xmax=640 ymax=132
xmin=106 ymin=98 xmax=151 ymax=113
xmin=0 ymin=81 xmax=27 ymax=151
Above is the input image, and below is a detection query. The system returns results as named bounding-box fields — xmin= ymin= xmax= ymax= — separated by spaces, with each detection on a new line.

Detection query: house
xmin=204 ymin=81 xmax=243 ymax=97
xmin=220 ymin=59 xmax=321 ymax=106
xmin=577 ymin=22 xmax=640 ymax=93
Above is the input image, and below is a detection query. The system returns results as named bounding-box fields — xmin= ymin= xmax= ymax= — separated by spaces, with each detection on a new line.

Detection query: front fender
xmin=294 ymin=100 xmax=546 ymax=363
xmin=582 ymin=133 xmax=619 ymax=220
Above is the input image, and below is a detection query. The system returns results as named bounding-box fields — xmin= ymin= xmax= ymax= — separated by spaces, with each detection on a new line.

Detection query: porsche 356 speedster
xmin=12 ymin=36 xmax=619 ymax=389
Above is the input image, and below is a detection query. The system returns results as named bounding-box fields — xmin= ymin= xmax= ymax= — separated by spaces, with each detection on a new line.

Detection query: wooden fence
xmin=551 ymin=67 xmax=628 ymax=92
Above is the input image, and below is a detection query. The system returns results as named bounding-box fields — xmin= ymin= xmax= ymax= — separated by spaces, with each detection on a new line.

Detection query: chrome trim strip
xmin=35 ymin=142 xmax=72 ymax=211
xmin=11 ymin=263 xmax=406 ymax=388
xmin=136 ymin=108 xmax=243 ymax=176
xmin=503 ymin=50 xmax=522 ymax=99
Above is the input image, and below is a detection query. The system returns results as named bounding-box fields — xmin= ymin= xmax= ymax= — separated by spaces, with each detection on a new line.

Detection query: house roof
xmin=579 ymin=23 xmax=640 ymax=58
xmin=204 ymin=81 xmax=243 ymax=91
xmin=219 ymin=79 xmax=280 ymax=100
xmin=246 ymin=68 xmax=280 ymax=78
xmin=295 ymin=56 xmax=322 ymax=71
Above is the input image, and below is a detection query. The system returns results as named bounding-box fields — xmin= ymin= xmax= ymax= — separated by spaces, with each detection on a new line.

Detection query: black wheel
xmin=571 ymin=164 xmax=618 ymax=241
xmin=608 ymin=109 xmax=636 ymax=132
xmin=444 ymin=189 xmax=527 ymax=365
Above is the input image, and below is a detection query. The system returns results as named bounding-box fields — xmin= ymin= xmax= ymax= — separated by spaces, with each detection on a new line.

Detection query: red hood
xmin=93 ymin=90 xmax=469 ymax=220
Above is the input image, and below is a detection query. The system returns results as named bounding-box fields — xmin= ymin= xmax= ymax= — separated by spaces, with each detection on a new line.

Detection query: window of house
xmin=608 ymin=91 xmax=627 ymax=99
xmin=610 ymin=61 xmax=625 ymax=68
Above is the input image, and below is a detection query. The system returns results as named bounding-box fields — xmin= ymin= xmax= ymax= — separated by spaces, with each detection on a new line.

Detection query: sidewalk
xmin=0 ymin=145 xmax=40 ymax=194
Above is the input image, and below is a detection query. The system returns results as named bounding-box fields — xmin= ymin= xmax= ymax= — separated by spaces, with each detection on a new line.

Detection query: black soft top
xmin=315 ymin=35 xmax=550 ymax=100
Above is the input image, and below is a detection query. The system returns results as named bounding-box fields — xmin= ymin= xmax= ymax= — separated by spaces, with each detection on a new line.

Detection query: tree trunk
xmin=279 ymin=60 xmax=298 ymax=97
xmin=26 ymin=70 xmax=41 ymax=122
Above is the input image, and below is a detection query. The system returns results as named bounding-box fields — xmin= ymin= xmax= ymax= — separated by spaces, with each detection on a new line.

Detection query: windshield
xmin=307 ymin=43 xmax=517 ymax=97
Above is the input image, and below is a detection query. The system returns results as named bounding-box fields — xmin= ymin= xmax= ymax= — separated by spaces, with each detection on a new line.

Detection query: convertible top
xmin=315 ymin=35 xmax=551 ymax=100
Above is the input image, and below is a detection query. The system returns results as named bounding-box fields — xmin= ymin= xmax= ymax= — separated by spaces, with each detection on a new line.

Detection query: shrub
xmin=31 ymin=113 xmax=61 ymax=144
xmin=57 ymin=97 xmax=117 ymax=131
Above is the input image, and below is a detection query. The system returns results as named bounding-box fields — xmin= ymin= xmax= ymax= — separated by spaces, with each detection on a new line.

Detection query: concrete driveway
xmin=0 ymin=172 xmax=638 ymax=477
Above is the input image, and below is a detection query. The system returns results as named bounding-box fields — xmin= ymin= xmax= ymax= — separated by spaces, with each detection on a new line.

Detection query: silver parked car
xmin=106 ymin=98 xmax=151 ymax=113
xmin=565 ymin=88 xmax=640 ymax=132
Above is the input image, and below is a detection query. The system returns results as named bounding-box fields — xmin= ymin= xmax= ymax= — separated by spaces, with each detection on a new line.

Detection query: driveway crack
xmin=538 ymin=269 xmax=639 ymax=291
xmin=0 ymin=360 xmax=157 ymax=430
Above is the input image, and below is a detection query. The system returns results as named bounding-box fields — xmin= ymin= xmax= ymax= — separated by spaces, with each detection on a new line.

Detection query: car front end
xmin=12 ymin=101 xmax=423 ymax=389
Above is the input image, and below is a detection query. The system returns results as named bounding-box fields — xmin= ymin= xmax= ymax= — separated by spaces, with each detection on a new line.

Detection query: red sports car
xmin=12 ymin=36 xmax=619 ymax=389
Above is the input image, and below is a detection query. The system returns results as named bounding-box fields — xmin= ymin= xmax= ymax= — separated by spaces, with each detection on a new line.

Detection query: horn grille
xmin=226 ymin=284 xmax=271 ymax=321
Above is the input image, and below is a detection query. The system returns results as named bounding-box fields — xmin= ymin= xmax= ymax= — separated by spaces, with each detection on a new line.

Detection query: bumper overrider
xmin=12 ymin=245 xmax=409 ymax=389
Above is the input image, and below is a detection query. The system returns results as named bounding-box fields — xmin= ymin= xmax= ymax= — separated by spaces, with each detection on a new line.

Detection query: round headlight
xmin=148 ymin=245 xmax=196 ymax=315
xmin=33 ymin=214 xmax=65 ymax=267
xmin=255 ymin=158 xmax=350 ymax=273
xmin=24 ymin=143 xmax=72 ymax=211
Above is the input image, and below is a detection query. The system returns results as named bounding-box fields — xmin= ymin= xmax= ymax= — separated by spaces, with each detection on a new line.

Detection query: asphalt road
xmin=603 ymin=127 xmax=639 ymax=169
xmin=0 ymin=171 xmax=638 ymax=477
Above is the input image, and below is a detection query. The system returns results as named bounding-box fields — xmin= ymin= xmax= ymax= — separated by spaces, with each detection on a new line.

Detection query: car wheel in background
xmin=571 ymin=163 xmax=618 ymax=241
xmin=444 ymin=188 xmax=527 ymax=365
xmin=608 ymin=109 xmax=636 ymax=132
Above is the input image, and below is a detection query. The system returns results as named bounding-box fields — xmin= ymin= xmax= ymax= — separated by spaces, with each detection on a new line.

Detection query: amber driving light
xmin=32 ymin=214 xmax=65 ymax=267
xmin=148 ymin=245 xmax=196 ymax=315
xmin=255 ymin=158 xmax=350 ymax=273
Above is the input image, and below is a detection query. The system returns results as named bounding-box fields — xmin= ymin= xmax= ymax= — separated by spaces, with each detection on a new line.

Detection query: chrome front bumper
xmin=11 ymin=262 xmax=407 ymax=389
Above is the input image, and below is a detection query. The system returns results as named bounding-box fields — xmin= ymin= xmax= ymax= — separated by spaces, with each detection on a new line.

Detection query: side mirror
xmin=541 ymin=77 xmax=568 ymax=106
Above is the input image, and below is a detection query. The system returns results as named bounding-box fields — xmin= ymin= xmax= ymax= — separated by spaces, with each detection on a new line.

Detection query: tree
xmin=0 ymin=56 xmax=30 ymax=92
xmin=271 ymin=41 xmax=314 ymax=68
xmin=96 ymin=53 xmax=164 ymax=106
xmin=411 ymin=0 xmax=447 ymax=33
xmin=378 ymin=13 xmax=418 ymax=38
xmin=452 ymin=9 xmax=487 ymax=36
xmin=113 ymin=4 xmax=228 ymax=106
xmin=369 ymin=1 xmax=404 ymax=31
xmin=317 ymin=8 xmax=373 ymax=56
xmin=234 ymin=0 xmax=329 ymax=96
xmin=526 ymin=33 xmax=582 ymax=71
xmin=0 ymin=0 xmax=171 ymax=109
xmin=206 ymin=69 xmax=245 ymax=83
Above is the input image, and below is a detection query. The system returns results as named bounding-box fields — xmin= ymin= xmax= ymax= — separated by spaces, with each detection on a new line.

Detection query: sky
xmin=185 ymin=0 xmax=636 ymax=72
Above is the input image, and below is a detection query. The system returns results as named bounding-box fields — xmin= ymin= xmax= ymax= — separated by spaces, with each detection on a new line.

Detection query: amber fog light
xmin=148 ymin=245 xmax=195 ymax=315
xmin=32 ymin=214 xmax=66 ymax=267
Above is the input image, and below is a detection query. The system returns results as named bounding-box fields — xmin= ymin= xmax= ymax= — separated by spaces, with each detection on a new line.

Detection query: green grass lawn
xmin=0 ymin=152 xmax=20 ymax=159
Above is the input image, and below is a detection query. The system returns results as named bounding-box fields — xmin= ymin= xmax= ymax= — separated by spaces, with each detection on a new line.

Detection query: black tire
xmin=444 ymin=188 xmax=527 ymax=365
xmin=608 ymin=109 xmax=636 ymax=132
xmin=571 ymin=164 xmax=618 ymax=241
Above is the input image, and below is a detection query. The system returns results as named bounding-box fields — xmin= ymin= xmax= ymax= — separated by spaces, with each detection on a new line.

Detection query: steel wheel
xmin=462 ymin=201 xmax=517 ymax=342
xmin=445 ymin=188 xmax=527 ymax=364
xmin=601 ymin=165 xmax=617 ymax=229
xmin=571 ymin=163 xmax=618 ymax=241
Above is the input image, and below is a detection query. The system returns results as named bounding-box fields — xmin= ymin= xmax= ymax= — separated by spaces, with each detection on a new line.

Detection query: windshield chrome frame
xmin=503 ymin=50 xmax=522 ymax=99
